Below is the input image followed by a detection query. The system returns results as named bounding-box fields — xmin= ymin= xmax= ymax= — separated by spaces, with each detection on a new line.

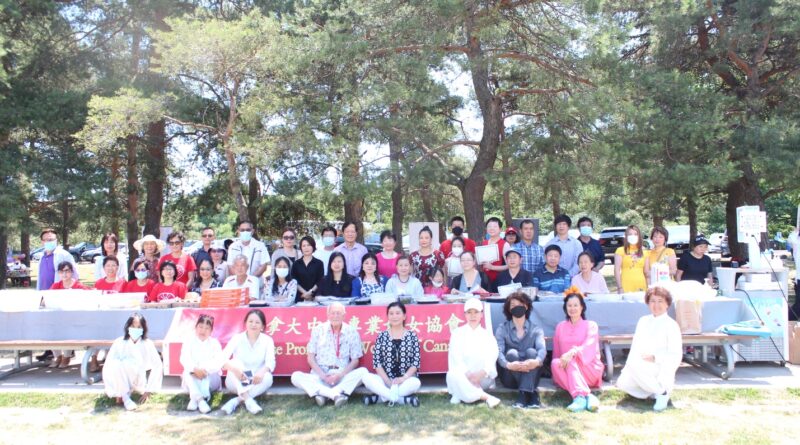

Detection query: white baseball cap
xmin=464 ymin=298 xmax=483 ymax=312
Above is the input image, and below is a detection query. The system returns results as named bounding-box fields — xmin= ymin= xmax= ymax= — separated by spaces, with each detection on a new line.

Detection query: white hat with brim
xmin=133 ymin=234 xmax=166 ymax=253
xmin=464 ymin=298 xmax=483 ymax=313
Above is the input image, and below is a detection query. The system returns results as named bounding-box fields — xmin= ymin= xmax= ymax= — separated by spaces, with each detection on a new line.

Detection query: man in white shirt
xmin=291 ymin=302 xmax=368 ymax=407
xmin=313 ymin=226 xmax=337 ymax=276
xmin=227 ymin=221 xmax=269 ymax=279
xmin=223 ymin=255 xmax=262 ymax=302
xmin=545 ymin=214 xmax=583 ymax=276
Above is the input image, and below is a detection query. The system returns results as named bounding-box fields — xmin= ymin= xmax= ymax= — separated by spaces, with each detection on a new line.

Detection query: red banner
xmin=162 ymin=303 xmax=491 ymax=376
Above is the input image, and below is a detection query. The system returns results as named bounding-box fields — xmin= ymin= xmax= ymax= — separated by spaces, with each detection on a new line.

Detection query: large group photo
xmin=2 ymin=1 xmax=800 ymax=444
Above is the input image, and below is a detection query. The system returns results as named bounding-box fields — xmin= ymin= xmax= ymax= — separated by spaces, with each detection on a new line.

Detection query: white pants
xmin=616 ymin=358 xmax=678 ymax=399
xmin=446 ymin=371 xmax=495 ymax=404
xmin=181 ymin=371 xmax=222 ymax=402
xmin=291 ymin=367 xmax=368 ymax=400
xmin=362 ymin=373 xmax=421 ymax=403
xmin=54 ymin=350 xmax=74 ymax=358
xmin=225 ymin=372 xmax=273 ymax=400
xmin=103 ymin=359 xmax=147 ymax=398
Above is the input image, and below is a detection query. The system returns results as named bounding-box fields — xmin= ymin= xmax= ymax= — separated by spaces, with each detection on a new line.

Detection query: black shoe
xmin=404 ymin=395 xmax=420 ymax=407
xmin=36 ymin=350 xmax=53 ymax=361
xmin=526 ymin=391 xmax=542 ymax=409
xmin=363 ymin=394 xmax=379 ymax=406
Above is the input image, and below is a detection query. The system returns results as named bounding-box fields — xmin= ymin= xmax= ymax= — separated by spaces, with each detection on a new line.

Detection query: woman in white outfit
xmin=220 ymin=309 xmax=275 ymax=415
xmin=446 ymin=298 xmax=501 ymax=408
xmin=180 ymin=314 xmax=222 ymax=414
xmin=362 ymin=302 xmax=422 ymax=406
xmin=616 ymin=286 xmax=682 ymax=411
xmin=103 ymin=313 xmax=163 ymax=411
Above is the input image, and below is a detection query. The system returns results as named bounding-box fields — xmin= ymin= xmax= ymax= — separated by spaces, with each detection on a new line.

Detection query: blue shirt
xmin=532 ymin=265 xmax=571 ymax=293
xmin=514 ymin=240 xmax=544 ymax=274
xmin=579 ymin=237 xmax=604 ymax=268
xmin=39 ymin=252 xmax=56 ymax=290
xmin=545 ymin=236 xmax=583 ymax=276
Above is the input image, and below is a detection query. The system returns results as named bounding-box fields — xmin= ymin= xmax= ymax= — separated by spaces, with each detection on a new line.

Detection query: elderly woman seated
xmin=494 ymin=291 xmax=546 ymax=409
xmin=616 ymin=286 xmax=682 ymax=411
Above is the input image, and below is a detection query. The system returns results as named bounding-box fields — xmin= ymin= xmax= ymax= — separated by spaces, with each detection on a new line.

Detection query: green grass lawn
xmin=0 ymin=389 xmax=795 ymax=444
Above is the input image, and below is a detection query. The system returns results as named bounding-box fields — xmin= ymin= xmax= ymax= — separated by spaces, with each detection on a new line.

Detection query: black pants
xmin=791 ymin=281 xmax=800 ymax=321
xmin=498 ymin=348 xmax=542 ymax=393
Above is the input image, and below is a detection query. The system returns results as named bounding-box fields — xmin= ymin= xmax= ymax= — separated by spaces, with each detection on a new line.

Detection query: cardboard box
xmin=789 ymin=321 xmax=800 ymax=365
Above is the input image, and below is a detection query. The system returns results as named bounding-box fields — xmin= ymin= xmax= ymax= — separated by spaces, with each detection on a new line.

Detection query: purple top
xmin=39 ymin=252 xmax=56 ymax=290
xmin=334 ymin=242 xmax=369 ymax=277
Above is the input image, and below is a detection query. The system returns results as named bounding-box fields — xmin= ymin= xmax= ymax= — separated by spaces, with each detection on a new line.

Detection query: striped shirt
xmin=532 ymin=265 xmax=571 ymax=293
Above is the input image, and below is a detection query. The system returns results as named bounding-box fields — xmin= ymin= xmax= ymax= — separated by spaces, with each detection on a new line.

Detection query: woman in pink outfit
xmin=551 ymin=287 xmax=605 ymax=412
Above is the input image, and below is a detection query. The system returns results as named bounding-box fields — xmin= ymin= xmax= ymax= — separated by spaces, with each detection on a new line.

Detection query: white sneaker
xmin=221 ymin=398 xmax=239 ymax=415
xmin=198 ymin=399 xmax=211 ymax=414
xmin=485 ymin=396 xmax=501 ymax=408
xmin=187 ymin=399 xmax=199 ymax=411
xmin=123 ymin=397 xmax=138 ymax=411
xmin=653 ymin=394 xmax=670 ymax=412
xmin=450 ymin=395 xmax=461 ymax=404
xmin=244 ymin=398 xmax=262 ymax=414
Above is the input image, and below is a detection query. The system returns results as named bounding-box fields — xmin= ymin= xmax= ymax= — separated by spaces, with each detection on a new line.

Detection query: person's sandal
xmin=58 ymin=356 xmax=71 ymax=368
xmin=48 ymin=357 xmax=61 ymax=368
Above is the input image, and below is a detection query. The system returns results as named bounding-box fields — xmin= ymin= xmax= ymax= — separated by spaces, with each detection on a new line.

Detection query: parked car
xmin=67 ymin=242 xmax=98 ymax=263
xmin=665 ymin=225 xmax=692 ymax=257
xmin=31 ymin=247 xmax=46 ymax=262
xmin=364 ymin=233 xmax=383 ymax=255
xmin=80 ymin=244 xmax=129 ymax=263
xmin=598 ymin=226 xmax=653 ymax=262
xmin=708 ymin=232 xmax=724 ymax=254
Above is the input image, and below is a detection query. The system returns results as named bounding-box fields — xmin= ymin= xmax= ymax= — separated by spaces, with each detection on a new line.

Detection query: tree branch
xmin=369 ymin=44 xmax=470 ymax=58
xmin=492 ymin=51 xmax=594 ymax=86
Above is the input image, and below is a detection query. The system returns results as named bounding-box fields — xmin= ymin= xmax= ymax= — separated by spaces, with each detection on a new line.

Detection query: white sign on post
xmin=736 ymin=205 xmax=762 ymax=243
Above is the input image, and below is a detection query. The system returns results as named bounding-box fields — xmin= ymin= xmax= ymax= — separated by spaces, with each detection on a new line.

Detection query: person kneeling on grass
xmin=616 ymin=286 xmax=682 ymax=412
xmin=219 ymin=310 xmax=276 ymax=415
xmin=446 ymin=298 xmax=501 ymax=408
xmin=551 ymin=287 xmax=604 ymax=413
xmin=291 ymin=302 xmax=368 ymax=407
xmin=363 ymin=302 xmax=422 ymax=407
xmin=180 ymin=314 xmax=222 ymax=414
xmin=103 ymin=313 xmax=163 ymax=411
xmin=495 ymin=291 xmax=545 ymax=409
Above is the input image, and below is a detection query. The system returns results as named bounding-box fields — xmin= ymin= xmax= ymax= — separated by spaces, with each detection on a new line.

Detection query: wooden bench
xmin=600 ymin=333 xmax=755 ymax=381
xmin=0 ymin=340 xmax=163 ymax=384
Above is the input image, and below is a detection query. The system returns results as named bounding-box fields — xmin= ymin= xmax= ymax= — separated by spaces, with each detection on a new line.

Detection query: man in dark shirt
xmin=577 ymin=217 xmax=604 ymax=272
xmin=494 ymin=249 xmax=533 ymax=292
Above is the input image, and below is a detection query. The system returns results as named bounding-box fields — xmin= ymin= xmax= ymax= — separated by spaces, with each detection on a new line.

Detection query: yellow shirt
xmin=647 ymin=247 xmax=676 ymax=265
xmin=616 ymin=246 xmax=648 ymax=292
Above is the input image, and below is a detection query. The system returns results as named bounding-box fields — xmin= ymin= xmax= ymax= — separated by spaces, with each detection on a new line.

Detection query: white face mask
xmin=431 ymin=280 xmax=443 ymax=288
xmin=627 ymin=235 xmax=639 ymax=245
xmin=452 ymin=247 xmax=463 ymax=257
xmin=275 ymin=267 xmax=289 ymax=278
xmin=322 ymin=236 xmax=335 ymax=247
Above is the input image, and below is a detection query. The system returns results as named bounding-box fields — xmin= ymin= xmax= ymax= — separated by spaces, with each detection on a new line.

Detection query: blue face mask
xmin=579 ymin=226 xmax=593 ymax=237
xmin=128 ymin=327 xmax=143 ymax=341
xmin=239 ymin=231 xmax=253 ymax=242
xmin=135 ymin=270 xmax=149 ymax=280
xmin=44 ymin=241 xmax=57 ymax=252
xmin=322 ymin=236 xmax=335 ymax=247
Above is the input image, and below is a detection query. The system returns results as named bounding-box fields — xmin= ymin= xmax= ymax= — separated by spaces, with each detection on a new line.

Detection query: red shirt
xmin=482 ymin=238 xmax=506 ymax=283
xmin=50 ymin=281 xmax=90 ymax=290
xmin=157 ymin=253 xmax=197 ymax=286
xmin=440 ymin=236 xmax=477 ymax=258
xmin=147 ymin=281 xmax=187 ymax=302
xmin=94 ymin=278 xmax=126 ymax=293
xmin=123 ymin=279 xmax=156 ymax=295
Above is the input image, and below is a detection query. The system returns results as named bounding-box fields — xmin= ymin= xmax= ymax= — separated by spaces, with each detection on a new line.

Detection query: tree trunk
xmin=20 ymin=224 xmax=30 ymax=268
xmin=551 ymin=194 xmax=562 ymax=220
xmin=61 ymin=199 xmax=70 ymax=250
xmin=421 ymin=185 xmax=435 ymax=223
xmin=389 ymin=130 xmax=404 ymax=253
xmin=462 ymin=21 xmax=502 ymax=241
xmin=652 ymin=215 xmax=664 ymax=228
xmin=686 ymin=197 xmax=698 ymax=241
xmin=223 ymin=143 xmax=249 ymax=224
xmin=725 ymin=164 xmax=766 ymax=259
xmin=143 ymin=120 xmax=166 ymax=237
xmin=125 ymin=136 xmax=139 ymax=270
xmin=502 ymin=152 xmax=512 ymax=227
xmin=109 ymin=155 xmax=121 ymax=235
xmin=0 ymin=226 xmax=6 ymax=290
xmin=247 ymin=164 xmax=260 ymax=233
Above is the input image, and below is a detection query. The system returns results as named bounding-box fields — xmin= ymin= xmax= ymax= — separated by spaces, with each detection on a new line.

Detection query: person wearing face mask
xmin=495 ymin=292 xmax=546 ymax=409
xmin=180 ymin=314 xmax=222 ymax=414
xmin=444 ymin=237 xmax=466 ymax=286
xmin=614 ymin=225 xmax=649 ymax=293
xmin=376 ymin=230 xmax=400 ymax=279
xmin=514 ymin=219 xmax=544 ymax=274
xmin=576 ymin=217 xmax=604 ymax=272
xmin=616 ymin=287 xmax=682 ymax=412
xmin=264 ymin=256 xmax=297 ymax=304
xmin=227 ymin=221 xmax=270 ymax=282
xmin=423 ymin=267 xmax=449 ymax=299
xmin=36 ymin=228 xmax=78 ymax=291
xmin=552 ymin=288 xmax=604 ymax=413
xmin=440 ymin=216 xmax=477 ymax=258
xmin=103 ymin=313 xmax=163 ymax=411
xmin=313 ymin=226 xmax=338 ymax=276
xmin=124 ymin=258 xmax=156 ymax=294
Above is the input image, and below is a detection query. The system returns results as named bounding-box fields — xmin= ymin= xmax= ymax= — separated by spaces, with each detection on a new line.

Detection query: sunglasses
xmin=283 ymin=235 xmax=295 ymax=240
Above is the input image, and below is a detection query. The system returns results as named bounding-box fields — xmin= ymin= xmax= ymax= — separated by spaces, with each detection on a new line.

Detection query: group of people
xmin=102 ymin=285 xmax=682 ymax=414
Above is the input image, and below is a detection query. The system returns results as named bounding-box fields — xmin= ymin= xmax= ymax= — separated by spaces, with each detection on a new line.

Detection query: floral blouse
xmin=410 ymin=250 xmax=445 ymax=287
xmin=372 ymin=329 xmax=421 ymax=379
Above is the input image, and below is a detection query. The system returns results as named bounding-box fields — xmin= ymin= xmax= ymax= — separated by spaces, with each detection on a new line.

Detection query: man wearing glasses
xmin=227 ymin=221 xmax=270 ymax=282
xmin=192 ymin=226 xmax=215 ymax=267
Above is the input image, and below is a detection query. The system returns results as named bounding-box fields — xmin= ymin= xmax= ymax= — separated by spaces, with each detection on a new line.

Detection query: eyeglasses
xmin=202 ymin=234 xmax=214 ymax=238
xmin=283 ymin=235 xmax=295 ymax=240
xmin=169 ymin=241 xmax=182 ymax=245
